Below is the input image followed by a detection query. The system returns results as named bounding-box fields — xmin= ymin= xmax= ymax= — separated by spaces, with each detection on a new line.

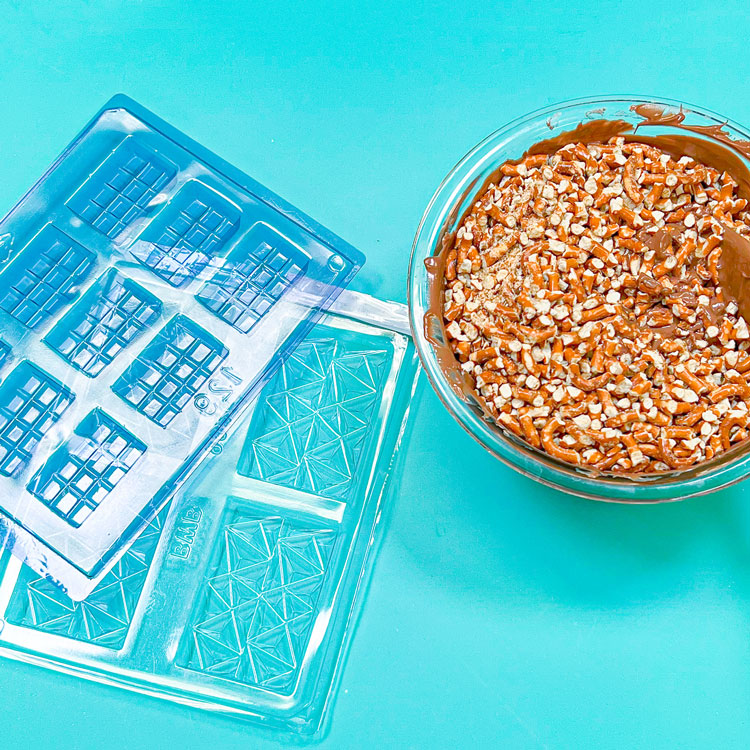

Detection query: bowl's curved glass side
xmin=408 ymin=96 xmax=750 ymax=502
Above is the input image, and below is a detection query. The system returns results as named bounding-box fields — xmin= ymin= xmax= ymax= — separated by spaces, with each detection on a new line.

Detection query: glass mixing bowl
xmin=408 ymin=95 xmax=750 ymax=502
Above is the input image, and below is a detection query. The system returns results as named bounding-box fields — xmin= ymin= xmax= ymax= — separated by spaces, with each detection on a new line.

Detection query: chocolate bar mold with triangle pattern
xmin=0 ymin=298 xmax=421 ymax=737
xmin=0 ymin=96 xmax=363 ymax=601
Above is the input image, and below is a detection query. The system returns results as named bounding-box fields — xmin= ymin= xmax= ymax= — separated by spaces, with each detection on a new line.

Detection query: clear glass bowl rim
xmin=407 ymin=94 xmax=750 ymax=503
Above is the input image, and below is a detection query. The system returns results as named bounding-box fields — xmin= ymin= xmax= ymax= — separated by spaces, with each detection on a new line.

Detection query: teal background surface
xmin=2 ymin=1 xmax=750 ymax=747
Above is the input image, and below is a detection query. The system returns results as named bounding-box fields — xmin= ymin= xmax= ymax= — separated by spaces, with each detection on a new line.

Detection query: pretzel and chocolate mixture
xmin=442 ymin=137 xmax=750 ymax=472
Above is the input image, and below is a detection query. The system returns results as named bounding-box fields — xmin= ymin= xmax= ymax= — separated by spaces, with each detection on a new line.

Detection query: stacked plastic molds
xmin=0 ymin=96 xmax=364 ymax=600
xmin=0 ymin=293 xmax=420 ymax=737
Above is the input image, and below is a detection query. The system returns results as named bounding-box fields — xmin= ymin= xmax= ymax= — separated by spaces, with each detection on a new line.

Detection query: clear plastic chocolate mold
xmin=0 ymin=95 xmax=364 ymax=599
xmin=0 ymin=293 xmax=421 ymax=737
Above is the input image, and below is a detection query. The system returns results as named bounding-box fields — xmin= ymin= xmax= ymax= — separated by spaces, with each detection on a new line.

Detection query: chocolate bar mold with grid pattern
xmin=0 ymin=296 xmax=421 ymax=737
xmin=0 ymin=95 xmax=364 ymax=602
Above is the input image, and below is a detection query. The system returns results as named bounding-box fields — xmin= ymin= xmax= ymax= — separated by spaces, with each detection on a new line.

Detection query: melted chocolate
xmin=641 ymin=228 xmax=674 ymax=259
xmin=718 ymin=227 xmax=750 ymax=322
xmin=424 ymin=253 xmax=476 ymax=400
xmin=626 ymin=110 xmax=750 ymax=322
xmin=423 ymin=104 xmax=750 ymax=467
xmin=524 ymin=119 xmax=633 ymax=156
xmin=629 ymin=104 xmax=750 ymax=202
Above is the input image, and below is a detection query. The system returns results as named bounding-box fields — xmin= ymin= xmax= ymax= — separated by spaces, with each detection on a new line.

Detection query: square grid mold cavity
xmin=130 ymin=181 xmax=241 ymax=287
xmin=67 ymin=139 xmax=178 ymax=239
xmin=0 ymin=296 xmax=421 ymax=738
xmin=113 ymin=315 xmax=227 ymax=428
xmin=0 ymin=225 xmax=95 ymax=330
xmin=0 ymin=95 xmax=363 ymax=601
xmin=44 ymin=269 xmax=162 ymax=378
xmin=196 ymin=222 xmax=309 ymax=333
xmin=0 ymin=361 xmax=75 ymax=478
xmin=27 ymin=409 xmax=146 ymax=527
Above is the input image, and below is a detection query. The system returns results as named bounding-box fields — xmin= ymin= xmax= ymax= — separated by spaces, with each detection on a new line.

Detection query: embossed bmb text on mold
xmin=169 ymin=507 xmax=203 ymax=559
